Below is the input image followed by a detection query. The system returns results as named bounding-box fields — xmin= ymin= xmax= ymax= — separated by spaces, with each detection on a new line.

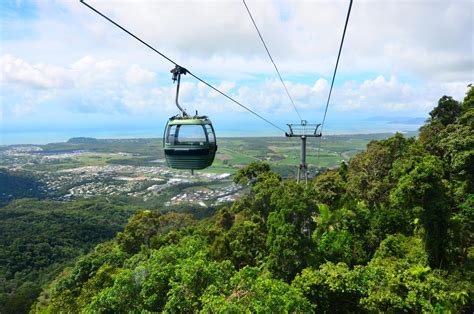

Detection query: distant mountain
xmin=67 ymin=137 xmax=99 ymax=144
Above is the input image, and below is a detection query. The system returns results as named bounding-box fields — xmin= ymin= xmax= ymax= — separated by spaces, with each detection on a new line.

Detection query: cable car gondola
xmin=163 ymin=66 xmax=217 ymax=170
xmin=80 ymin=0 xmax=353 ymax=178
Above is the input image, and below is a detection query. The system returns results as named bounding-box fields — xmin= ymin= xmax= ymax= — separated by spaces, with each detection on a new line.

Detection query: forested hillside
xmin=30 ymin=87 xmax=473 ymax=312
xmin=0 ymin=199 xmax=137 ymax=313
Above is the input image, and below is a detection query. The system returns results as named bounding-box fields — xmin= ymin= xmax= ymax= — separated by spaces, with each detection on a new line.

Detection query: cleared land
xmin=1 ymin=133 xmax=417 ymax=176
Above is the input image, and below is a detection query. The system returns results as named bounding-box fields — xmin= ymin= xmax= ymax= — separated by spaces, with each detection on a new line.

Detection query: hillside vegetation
xmin=29 ymin=87 xmax=474 ymax=312
xmin=0 ymin=199 xmax=137 ymax=313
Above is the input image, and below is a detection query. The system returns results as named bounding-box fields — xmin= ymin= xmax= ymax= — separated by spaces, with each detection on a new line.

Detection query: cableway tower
xmin=285 ymin=121 xmax=321 ymax=184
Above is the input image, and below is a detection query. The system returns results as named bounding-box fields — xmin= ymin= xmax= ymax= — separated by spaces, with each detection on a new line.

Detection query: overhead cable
xmin=188 ymin=73 xmax=286 ymax=132
xmin=320 ymin=0 xmax=353 ymax=132
xmin=80 ymin=0 xmax=286 ymax=133
xmin=242 ymin=0 xmax=302 ymax=122
xmin=317 ymin=0 xmax=353 ymax=166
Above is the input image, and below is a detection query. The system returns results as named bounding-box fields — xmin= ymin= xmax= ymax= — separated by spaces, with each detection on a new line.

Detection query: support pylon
xmin=285 ymin=121 xmax=321 ymax=185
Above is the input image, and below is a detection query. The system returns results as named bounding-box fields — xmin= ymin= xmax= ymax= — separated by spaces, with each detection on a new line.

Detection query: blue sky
xmin=1 ymin=0 xmax=473 ymax=144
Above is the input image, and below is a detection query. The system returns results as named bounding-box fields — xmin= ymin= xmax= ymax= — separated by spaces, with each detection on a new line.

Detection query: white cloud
xmin=125 ymin=64 xmax=156 ymax=85
xmin=333 ymin=75 xmax=417 ymax=112
xmin=312 ymin=78 xmax=328 ymax=93
xmin=1 ymin=54 xmax=158 ymax=116
xmin=0 ymin=54 xmax=71 ymax=89
xmin=121 ymin=88 xmax=157 ymax=112
xmin=331 ymin=75 xmax=470 ymax=114
xmin=288 ymin=82 xmax=311 ymax=100
xmin=217 ymin=81 xmax=236 ymax=94
xmin=1 ymin=50 xmax=470 ymax=122
xmin=3 ymin=0 xmax=471 ymax=85
xmin=71 ymin=56 xmax=119 ymax=73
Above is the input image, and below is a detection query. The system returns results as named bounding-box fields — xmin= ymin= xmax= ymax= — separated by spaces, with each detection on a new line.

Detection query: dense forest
xmin=0 ymin=88 xmax=472 ymax=313
xmin=0 ymin=170 xmax=47 ymax=205
xmin=0 ymin=196 xmax=217 ymax=313
xmin=24 ymin=87 xmax=473 ymax=312
xmin=0 ymin=199 xmax=137 ymax=313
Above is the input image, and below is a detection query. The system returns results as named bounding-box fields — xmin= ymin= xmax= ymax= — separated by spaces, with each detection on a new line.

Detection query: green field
xmin=16 ymin=133 xmax=417 ymax=176
xmin=203 ymin=134 xmax=409 ymax=174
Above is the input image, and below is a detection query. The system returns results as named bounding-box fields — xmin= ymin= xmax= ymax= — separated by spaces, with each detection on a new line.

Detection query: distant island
xmin=67 ymin=137 xmax=99 ymax=144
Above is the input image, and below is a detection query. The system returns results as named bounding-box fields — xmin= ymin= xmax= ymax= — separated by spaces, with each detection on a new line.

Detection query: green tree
xmin=251 ymin=170 xmax=282 ymax=222
xmin=459 ymin=85 xmax=474 ymax=127
xmin=117 ymin=211 xmax=193 ymax=254
xmin=346 ymin=133 xmax=414 ymax=205
xmin=228 ymin=218 xmax=267 ymax=268
xmin=438 ymin=123 xmax=474 ymax=198
xmin=390 ymin=155 xmax=450 ymax=267
xmin=0 ymin=282 xmax=41 ymax=314
xmin=214 ymin=207 xmax=234 ymax=230
xmin=360 ymin=234 xmax=469 ymax=313
xmin=312 ymin=204 xmax=368 ymax=266
xmin=85 ymin=268 xmax=142 ymax=312
xmin=292 ymin=262 xmax=367 ymax=313
xmin=266 ymin=181 xmax=317 ymax=281
xmin=313 ymin=168 xmax=346 ymax=208
xmin=428 ymin=95 xmax=462 ymax=126
xmin=202 ymin=266 xmax=312 ymax=312
xmin=448 ymin=195 xmax=474 ymax=268
xmin=139 ymin=236 xmax=209 ymax=311
xmin=164 ymin=258 xmax=233 ymax=312
xmin=233 ymin=161 xmax=271 ymax=185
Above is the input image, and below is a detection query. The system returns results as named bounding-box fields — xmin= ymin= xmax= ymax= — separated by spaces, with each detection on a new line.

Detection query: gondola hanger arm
xmin=171 ymin=65 xmax=189 ymax=117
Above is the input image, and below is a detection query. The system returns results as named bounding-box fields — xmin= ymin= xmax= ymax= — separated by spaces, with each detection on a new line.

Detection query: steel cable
xmin=317 ymin=0 xmax=353 ymax=166
xmin=242 ymin=0 xmax=302 ymax=122
xmin=80 ymin=0 xmax=286 ymax=133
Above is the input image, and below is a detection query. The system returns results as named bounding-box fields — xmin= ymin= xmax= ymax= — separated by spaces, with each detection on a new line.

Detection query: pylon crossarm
xmin=285 ymin=123 xmax=321 ymax=137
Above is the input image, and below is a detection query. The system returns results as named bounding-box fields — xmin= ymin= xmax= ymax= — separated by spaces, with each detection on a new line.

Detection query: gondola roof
xmin=168 ymin=116 xmax=211 ymax=125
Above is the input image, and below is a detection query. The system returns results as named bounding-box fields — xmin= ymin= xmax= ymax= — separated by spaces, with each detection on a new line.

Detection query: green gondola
xmin=163 ymin=116 xmax=217 ymax=170
xmin=162 ymin=65 xmax=217 ymax=171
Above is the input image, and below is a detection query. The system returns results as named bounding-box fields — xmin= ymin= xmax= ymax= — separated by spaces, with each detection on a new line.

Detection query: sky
xmin=0 ymin=0 xmax=473 ymax=144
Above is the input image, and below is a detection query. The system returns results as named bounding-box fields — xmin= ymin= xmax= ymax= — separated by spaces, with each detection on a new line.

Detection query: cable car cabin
xmin=163 ymin=117 xmax=217 ymax=170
